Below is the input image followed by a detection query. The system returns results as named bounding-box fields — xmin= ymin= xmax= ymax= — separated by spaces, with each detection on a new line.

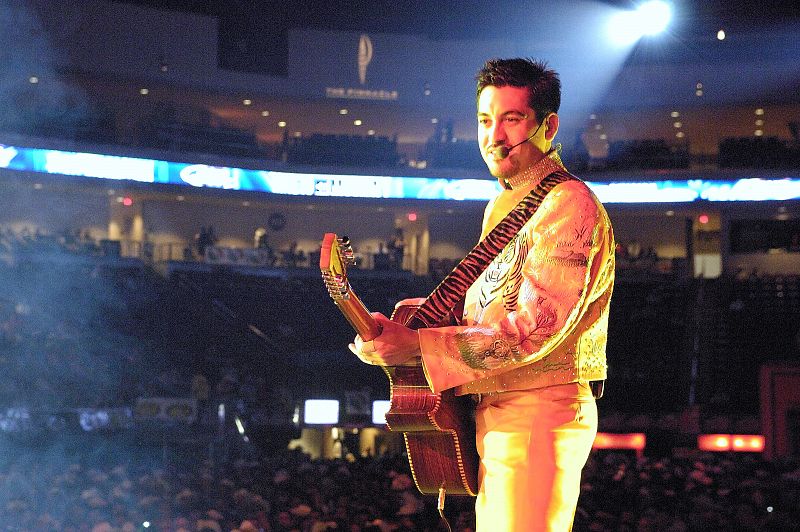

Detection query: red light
xmin=698 ymin=214 xmax=709 ymax=224
xmin=593 ymin=432 xmax=646 ymax=455
xmin=698 ymin=434 xmax=729 ymax=451
xmin=122 ymin=197 xmax=133 ymax=206
xmin=407 ymin=212 xmax=417 ymax=222
xmin=698 ymin=434 xmax=764 ymax=452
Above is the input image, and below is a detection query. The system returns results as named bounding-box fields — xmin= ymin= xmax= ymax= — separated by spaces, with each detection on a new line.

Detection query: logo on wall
xmin=358 ymin=34 xmax=373 ymax=85
xmin=325 ymin=33 xmax=398 ymax=100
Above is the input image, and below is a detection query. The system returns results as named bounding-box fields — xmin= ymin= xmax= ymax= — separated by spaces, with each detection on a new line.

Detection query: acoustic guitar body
xmin=383 ymin=304 xmax=479 ymax=496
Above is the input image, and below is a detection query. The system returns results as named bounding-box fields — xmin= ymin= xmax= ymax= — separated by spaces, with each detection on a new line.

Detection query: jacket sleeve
xmin=418 ymin=181 xmax=613 ymax=393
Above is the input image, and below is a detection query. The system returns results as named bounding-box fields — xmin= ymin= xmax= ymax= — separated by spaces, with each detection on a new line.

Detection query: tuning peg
xmin=339 ymin=235 xmax=356 ymax=266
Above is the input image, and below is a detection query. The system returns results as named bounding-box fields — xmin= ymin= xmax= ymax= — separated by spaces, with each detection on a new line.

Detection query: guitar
xmin=320 ymin=233 xmax=479 ymax=496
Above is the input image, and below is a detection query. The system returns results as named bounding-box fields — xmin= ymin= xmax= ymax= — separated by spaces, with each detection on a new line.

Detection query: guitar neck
xmin=335 ymin=285 xmax=382 ymax=341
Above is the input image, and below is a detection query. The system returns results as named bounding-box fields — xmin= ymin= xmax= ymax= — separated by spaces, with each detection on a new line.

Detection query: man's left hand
xmin=348 ymin=313 xmax=421 ymax=366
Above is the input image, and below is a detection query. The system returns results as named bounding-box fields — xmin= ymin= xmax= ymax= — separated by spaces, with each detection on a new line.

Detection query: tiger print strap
xmin=405 ymin=170 xmax=576 ymax=330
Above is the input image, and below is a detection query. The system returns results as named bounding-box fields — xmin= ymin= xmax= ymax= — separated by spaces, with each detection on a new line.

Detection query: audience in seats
xmin=1 ymin=443 xmax=799 ymax=531
xmin=0 ymin=227 xmax=799 ymax=530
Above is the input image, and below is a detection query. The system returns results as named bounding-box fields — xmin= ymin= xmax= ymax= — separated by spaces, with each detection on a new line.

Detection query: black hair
xmin=476 ymin=58 xmax=561 ymax=123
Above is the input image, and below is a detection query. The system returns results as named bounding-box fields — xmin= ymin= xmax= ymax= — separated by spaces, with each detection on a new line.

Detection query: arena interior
xmin=0 ymin=0 xmax=799 ymax=530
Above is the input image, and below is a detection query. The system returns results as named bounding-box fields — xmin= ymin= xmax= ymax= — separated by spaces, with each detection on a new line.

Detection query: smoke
xmin=0 ymin=430 xmax=167 ymax=528
xmin=0 ymin=0 xmax=87 ymax=133
xmin=0 ymin=257 xmax=140 ymax=409
xmin=0 ymin=250 xmax=175 ymax=527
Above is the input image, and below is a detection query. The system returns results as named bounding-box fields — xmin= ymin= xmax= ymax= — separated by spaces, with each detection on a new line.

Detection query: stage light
xmin=608 ymin=1 xmax=672 ymax=46
xmin=637 ymin=1 xmax=672 ymax=36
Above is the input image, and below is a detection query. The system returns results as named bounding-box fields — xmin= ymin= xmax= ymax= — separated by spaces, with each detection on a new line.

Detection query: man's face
xmin=477 ymin=85 xmax=549 ymax=181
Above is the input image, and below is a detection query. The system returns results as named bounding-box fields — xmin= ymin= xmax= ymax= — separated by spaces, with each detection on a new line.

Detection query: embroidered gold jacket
xmin=418 ymin=154 xmax=615 ymax=395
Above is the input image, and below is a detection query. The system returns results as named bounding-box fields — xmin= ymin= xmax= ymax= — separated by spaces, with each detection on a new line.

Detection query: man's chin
xmin=485 ymin=160 xmax=514 ymax=180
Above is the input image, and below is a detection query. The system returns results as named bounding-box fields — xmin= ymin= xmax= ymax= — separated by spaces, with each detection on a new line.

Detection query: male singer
xmin=351 ymin=58 xmax=615 ymax=531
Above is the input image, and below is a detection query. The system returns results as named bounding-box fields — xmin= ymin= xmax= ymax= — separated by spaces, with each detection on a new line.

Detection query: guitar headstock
xmin=320 ymin=233 xmax=356 ymax=301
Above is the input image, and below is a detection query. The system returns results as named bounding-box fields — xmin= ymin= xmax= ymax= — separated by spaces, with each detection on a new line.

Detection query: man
xmin=350 ymin=58 xmax=615 ymax=531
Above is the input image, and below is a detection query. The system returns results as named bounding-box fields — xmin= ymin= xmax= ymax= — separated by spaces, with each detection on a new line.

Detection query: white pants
xmin=474 ymin=382 xmax=598 ymax=532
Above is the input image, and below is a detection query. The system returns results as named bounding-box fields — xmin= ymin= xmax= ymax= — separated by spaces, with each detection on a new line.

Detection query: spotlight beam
xmin=608 ymin=1 xmax=673 ymax=46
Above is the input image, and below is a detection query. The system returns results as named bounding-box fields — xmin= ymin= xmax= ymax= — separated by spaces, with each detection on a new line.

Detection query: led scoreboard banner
xmin=2 ymin=143 xmax=800 ymax=203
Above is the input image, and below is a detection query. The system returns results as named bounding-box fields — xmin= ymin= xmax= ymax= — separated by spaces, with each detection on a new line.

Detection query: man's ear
xmin=545 ymin=113 xmax=559 ymax=141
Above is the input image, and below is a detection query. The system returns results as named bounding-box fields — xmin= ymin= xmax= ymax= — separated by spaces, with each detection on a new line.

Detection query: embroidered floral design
xmin=454 ymin=301 xmax=559 ymax=370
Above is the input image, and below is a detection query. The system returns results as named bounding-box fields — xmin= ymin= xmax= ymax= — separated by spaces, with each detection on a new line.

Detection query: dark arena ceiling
xmin=106 ymin=0 xmax=800 ymax=110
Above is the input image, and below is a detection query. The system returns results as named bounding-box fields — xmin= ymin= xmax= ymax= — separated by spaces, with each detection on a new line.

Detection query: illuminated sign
xmin=0 ymin=145 xmax=18 ymax=168
xmin=304 ymin=399 xmax=340 ymax=425
xmin=1 ymin=143 xmax=799 ymax=203
xmin=179 ymin=164 xmax=239 ymax=189
xmin=325 ymin=87 xmax=399 ymax=101
xmin=593 ymin=432 xmax=647 ymax=455
xmin=134 ymin=397 xmax=197 ymax=424
xmin=697 ymin=434 xmax=765 ymax=452
xmin=323 ymin=34 xmax=399 ymax=100
xmin=372 ymin=400 xmax=391 ymax=425
xmin=44 ymin=150 xmax=155 ymax=182
xmin=358 ymin=34 xmax=373 ymax=85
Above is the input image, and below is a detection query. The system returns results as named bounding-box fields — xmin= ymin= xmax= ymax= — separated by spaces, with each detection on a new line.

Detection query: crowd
xmin=1 ymin=439 xmax=799 ymax=531
xmin=1 ymin=226 xmax=799 ymax=531
xmin=576 ymin=450 xmax=800 ymax=531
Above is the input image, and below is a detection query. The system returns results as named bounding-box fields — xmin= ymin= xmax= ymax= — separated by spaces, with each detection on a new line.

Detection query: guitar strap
xmin=404 ymin=168 xmax=576 ymax=330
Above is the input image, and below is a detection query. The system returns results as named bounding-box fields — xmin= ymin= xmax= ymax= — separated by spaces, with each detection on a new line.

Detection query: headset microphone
xmin=495 ymin=136 xmax=531 ymax=159
xmin=493 ymin=119 xmax=546 ymax=160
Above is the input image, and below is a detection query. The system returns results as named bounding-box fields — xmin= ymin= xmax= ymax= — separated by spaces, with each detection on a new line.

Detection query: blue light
xmin=0 ymin=143 xmax=798 ymax=203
